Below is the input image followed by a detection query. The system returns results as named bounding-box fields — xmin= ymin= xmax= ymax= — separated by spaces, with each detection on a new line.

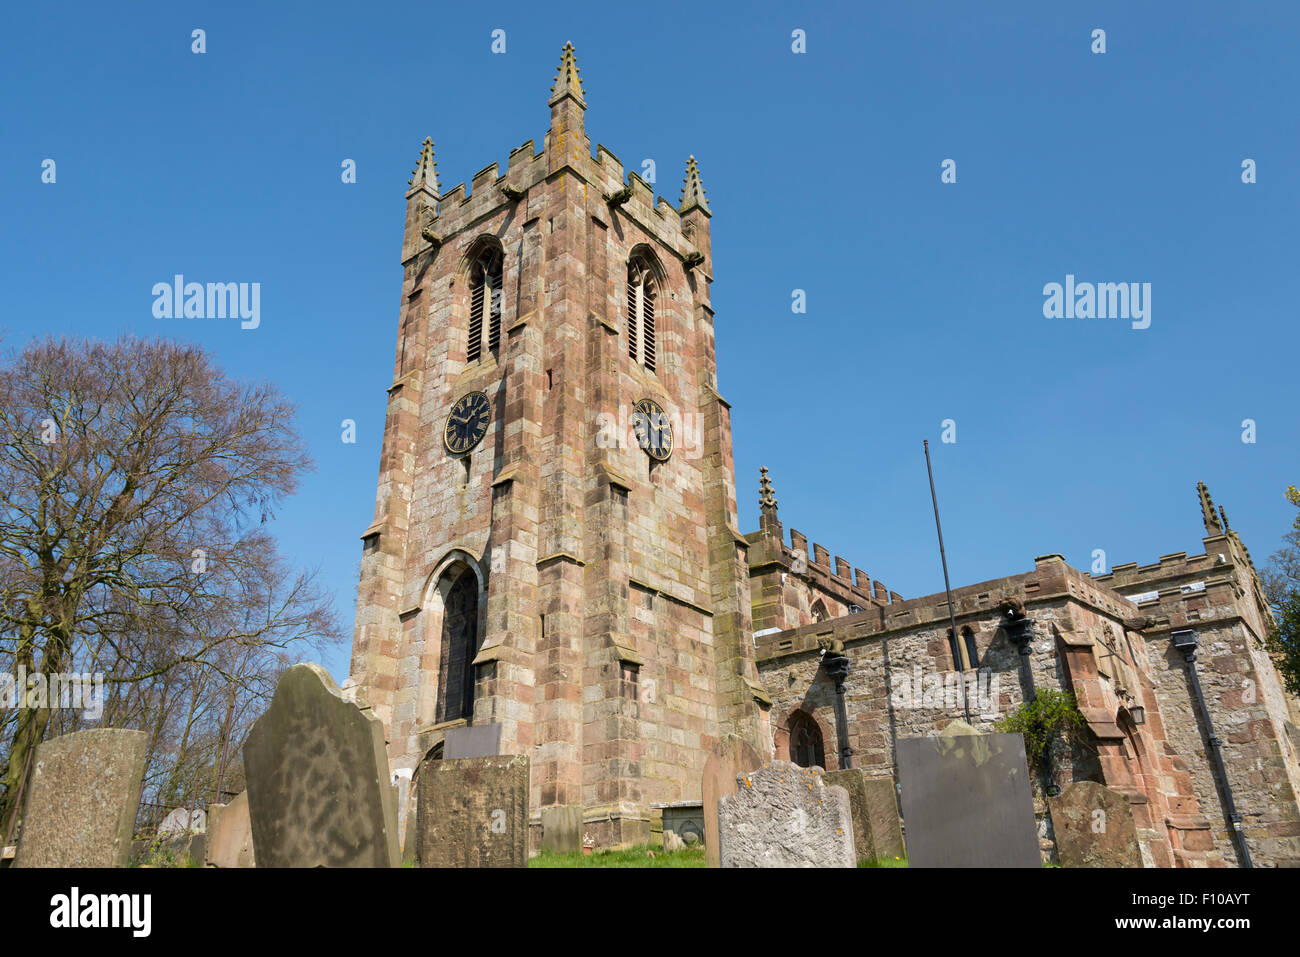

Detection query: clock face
xmin=444 ymin=391 xmax=491 ymax=455
xmin=631 ymin=397 xmax=673 ymax=462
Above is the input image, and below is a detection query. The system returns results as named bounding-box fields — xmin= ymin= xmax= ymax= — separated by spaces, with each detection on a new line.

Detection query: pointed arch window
xmin=789 ymin=711 xmax=825 ymax=769
xmin=948 ymin=627 xmax=980 ymax=671
xmin=627 ymin=256 xmax=657 ymax=373
xmin=468 ymin=246 xmax=503 ymax=363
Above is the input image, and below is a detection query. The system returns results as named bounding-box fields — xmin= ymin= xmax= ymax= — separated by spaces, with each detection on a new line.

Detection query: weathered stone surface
xmin=657 ymin=801 xmax=705 ymax=847
xmin=862 ymin=776 xmax=905 ymax=860
xmin=1049 ymin=781 xmax=1142 ymax=868
xmin=718 ymin=760 xmax=855 ymax=868
xmin=157 ymin=807 xmax=206 ymax=839
xmin=206 ymin=792 xmax=255 ymax=868
xmin=897 ymin=725 xmax=1040 ymax=867
xmin=702 ymin=734 xmax=762 ymax=867
xmin=416 ymin=754 xmax=528 ymax=867
xmin=540 ymin=804 xmax=582 ymax=854
xmin=244 ymin=663 xmax=400 ymax=868
xmin=824 ymin=769 xmax=904 ymax=862
xmin=14 ymin=728 xmax=147 ymax=868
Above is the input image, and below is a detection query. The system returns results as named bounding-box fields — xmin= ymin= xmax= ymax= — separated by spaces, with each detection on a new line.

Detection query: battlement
xmin=756 ymin=555 xmax=1138 ymax=663
xmin=779 ymin=526 xmax=894 ymax=605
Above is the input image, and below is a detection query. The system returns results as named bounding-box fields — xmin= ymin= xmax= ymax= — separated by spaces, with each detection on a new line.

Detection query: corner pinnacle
xmin=408 ymin=137 xmax=439 ymax=194
xmin=679 ymin=155 xmax=711 ymax=216
xmin=549 ymin=41 xmax=586 ymax=108
xmin=1197 ymin=481 xmax=1223 ymax=535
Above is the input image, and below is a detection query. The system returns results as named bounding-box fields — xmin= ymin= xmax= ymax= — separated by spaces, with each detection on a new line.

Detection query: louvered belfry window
xmin=468 ymin=246 xmax=503 ymax=362
xmin=627 ymin=258 xmax=657 ymax=373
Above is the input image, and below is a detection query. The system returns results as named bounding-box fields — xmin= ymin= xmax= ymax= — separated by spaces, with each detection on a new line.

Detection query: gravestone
xmin=13 ymin=728 xmax=147 ymax=868
xmin=702 ymin=734 xmax=762 ymax=867
xmin=157 ymin=807 xmax=206 ymax=839
xmin=539 ymin=805 xmax=582 ymax=854
xmin=824 ymin=769 xmax=904 ymax=863
xmin=863 ymin=776 xmax=906 ymax=860
xmin=654 ymin=801 xmax=705 ymax=849
xmin=244 ymin=663 xmax=400 ymax=868
xmin=717 ymin=760 xmax=855 ymax=868
xmin=1049 ymin=780 xmax=1142 ymax=868
xmin=897 ymin=721 xmax=1039 ymax=867
xmin=443 ymin=723 xmax=502 ymax=759
xmin=206 ymin=792 xmax=256 ymax=868
xmin=416 ymin=754 xmax=528 ymax=867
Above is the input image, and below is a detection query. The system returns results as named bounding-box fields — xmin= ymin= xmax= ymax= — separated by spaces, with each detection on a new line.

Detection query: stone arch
xmin=1116 ymin=706 xmax=1148 ymax=788
xmin=790 ymin=710 xmax=826 ymax=769
xmin=414 ymin=549 xmax=487 ymax=730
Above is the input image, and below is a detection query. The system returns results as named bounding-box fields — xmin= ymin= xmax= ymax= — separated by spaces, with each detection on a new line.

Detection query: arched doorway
xmin=788 ymin=710 xmax=826 ymax=769
xmin=435 ymin=568 xmax=481 ymax=724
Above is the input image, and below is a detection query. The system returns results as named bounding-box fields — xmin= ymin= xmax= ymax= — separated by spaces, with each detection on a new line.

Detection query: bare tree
xmin=0 ymin=335 xmax=342 ymax=835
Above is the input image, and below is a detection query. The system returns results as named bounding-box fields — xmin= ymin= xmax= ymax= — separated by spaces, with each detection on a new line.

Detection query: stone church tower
xmin=349 ymin=43 xmax=771 ymax=844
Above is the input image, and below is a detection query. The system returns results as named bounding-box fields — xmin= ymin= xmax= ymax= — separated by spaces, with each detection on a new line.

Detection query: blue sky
xmin=4 ymin=1 xmax=1297 ymax=682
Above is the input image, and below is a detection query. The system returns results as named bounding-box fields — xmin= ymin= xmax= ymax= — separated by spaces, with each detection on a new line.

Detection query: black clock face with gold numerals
xmin=631 ymin=397 xmax=673 ymax=462
xmin=444 ymin=391 xmax=491 ymax=454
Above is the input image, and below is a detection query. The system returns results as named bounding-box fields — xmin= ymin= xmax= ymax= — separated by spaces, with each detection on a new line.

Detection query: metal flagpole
xmin=924 ymin=440 xmax=972 ymax=725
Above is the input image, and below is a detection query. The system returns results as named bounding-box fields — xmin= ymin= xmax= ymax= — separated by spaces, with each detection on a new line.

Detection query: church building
xmin=349 ymin=43 xmax=1300 ymax=865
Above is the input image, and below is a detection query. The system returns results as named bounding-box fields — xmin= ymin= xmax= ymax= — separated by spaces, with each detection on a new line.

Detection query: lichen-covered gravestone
xmin=1049 ymin=780 xmax=1141 ymax=868
xmin=717 ymin=761 xmax=855 ymax=868
xmin=244 ymin=663 xmax=400 ymax=867
xmin=702 ymin=734 xmax=762 ymax=867
xmin=416 ymin=754 xmax=529 ymax=867
xmin=14 ymin=728 xmax=147 ymax=868
xmin=206 ymin=792 xmax=256 ymax=868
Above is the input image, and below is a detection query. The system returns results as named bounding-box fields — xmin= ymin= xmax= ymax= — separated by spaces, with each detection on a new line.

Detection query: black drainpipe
xmin=1002 ymin=603 xmax=1059 ymax=797
xmin=1171 ymin=629 xmax=1253 ymax=868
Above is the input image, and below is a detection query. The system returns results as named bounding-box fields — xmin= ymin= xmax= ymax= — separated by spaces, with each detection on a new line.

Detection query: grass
xmin=859 ymin=854 xmax=908 ymax=868
xmin=529 ymin=843 xmax=706 ymax=868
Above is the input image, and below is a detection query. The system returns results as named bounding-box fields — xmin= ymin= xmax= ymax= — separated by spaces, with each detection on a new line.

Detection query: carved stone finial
xmin=1197 ymin=481 xmax=1224 ymax=535
xmin=759 ymin=466 xmax=778 ymax=513
xmin=549 ymin=41 xmax=586 ymax=108
xmin=408 ymin=137 xmax=439 ymax=193
xmin=679 ymin=155 xmax=711 ymax=217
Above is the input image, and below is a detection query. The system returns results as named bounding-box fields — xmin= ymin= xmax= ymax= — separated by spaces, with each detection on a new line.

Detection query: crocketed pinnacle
xmin=759 ymin=466 xmax=778 ymax=514
xmin=549 ymin=41 xmax=586 ymax=108
xmin=408 ymin=137 xmax=439 ymax=193
xmin=679 ymin=155 xmax=711 ymax=216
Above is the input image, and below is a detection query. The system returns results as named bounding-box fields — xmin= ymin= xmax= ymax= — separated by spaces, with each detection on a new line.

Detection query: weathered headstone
xmin=824 ymin=769 xmax=898 ymax=862
xmin=1049 ymin=781 xmax=1142 ymax=868
xmin=897 ymin=721 xmax=1039 ymax=867
xmin=863 ymin=776 xmax=906 ymax=860
xmin=718 ymin=760 xmax=855 ymax=868
xmin=539 ymin=804 xmax=582 ymax=854
xmin=206 ymin=792 xmax=256 ymax=868
xmin=244 ymin=663 xmax=400 ymax=867
xmin=702 ymin=733 xmax=762 ymax=867
xmin=443 ymin=723 xmax=502 ymax=759
xmin=655 ymin=801 xmax=705 ymax=848
xmin=13 ymin=728 xmax=147 ymax=868
xmin=157 ymin=806 xmax=206 ymax=839
xmin=416 ymin=754 xmax=528 ymax=867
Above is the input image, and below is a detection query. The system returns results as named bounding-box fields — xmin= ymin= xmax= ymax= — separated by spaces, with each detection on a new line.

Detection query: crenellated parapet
xmin=745 ymin=467 xmax=897 ymax=634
